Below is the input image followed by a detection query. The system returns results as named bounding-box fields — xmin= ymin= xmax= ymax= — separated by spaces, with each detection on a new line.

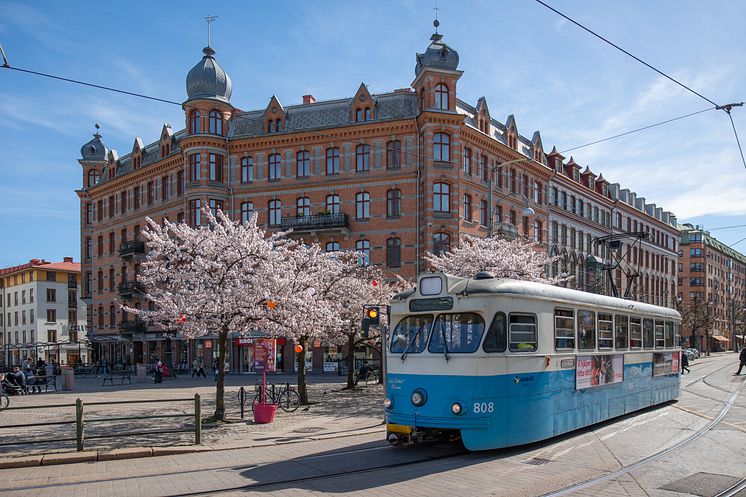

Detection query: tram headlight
xmin=411 ymin=388 xmax=427 ymax=407
xmin=383 ymin=397 xmax=393 ymax=409
xmin=451 ymin=402 xmax=462 ymax=415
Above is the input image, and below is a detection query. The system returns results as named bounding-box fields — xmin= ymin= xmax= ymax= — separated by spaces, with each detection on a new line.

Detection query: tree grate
xmin=523 ymin=457 xmax=552 ymax=466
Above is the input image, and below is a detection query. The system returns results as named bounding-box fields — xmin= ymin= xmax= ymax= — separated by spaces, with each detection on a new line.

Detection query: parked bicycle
xmin=251 ymin=382 xmax=300 ymax=413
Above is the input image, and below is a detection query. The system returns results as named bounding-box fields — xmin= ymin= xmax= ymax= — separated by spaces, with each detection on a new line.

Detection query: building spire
xmin=431 ymin=0 xmax=443 ymax=41
xmin=205 ymin=14 xmax=218 ymax=47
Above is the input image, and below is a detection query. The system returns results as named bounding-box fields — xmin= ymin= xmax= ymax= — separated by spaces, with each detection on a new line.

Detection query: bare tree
xmin=676 ymin=297 xmax=717 ymax=356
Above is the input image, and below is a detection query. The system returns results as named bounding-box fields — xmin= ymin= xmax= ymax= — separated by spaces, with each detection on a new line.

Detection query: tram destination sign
xmin=409 ymin=297 xmax=454 ymax=312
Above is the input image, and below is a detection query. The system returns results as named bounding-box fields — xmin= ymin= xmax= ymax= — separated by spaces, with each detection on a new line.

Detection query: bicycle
xmin=251 ymin=382 xmax=301 ymax=413
xmin=0 ymin=392 xmax=8 ymax=410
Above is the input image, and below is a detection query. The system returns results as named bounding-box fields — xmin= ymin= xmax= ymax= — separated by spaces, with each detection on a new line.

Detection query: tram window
xmin=483 ymin=312 xmax=507 ymax=352
xmin=629 ymin=317 xmax=642 ymax=349
xmin=577 ymin=310 xmax=596 ymax=351
xmin=614 ymin=315 xmax=629 ymax=350
xmin=598 ymin=313 xmax=613 ymax=350
xmin=664 ymin=321 xmax=674 ymax=348
xmin=643 ymin=319 xmax=654 ymax=349
xmin=654 ymin=320 xmax=665 ymax=349
xmin=429 ymin=313 xmax=485 ymax=354
xmin=554 ymin=309 xmax=575 ymax=351
xmin=508 ymin=314 xmax=537 ymax=352
xmin=390 ymin=314 xmax=433 ymax=354
xmin=674 ymin=323 xmax=681 ymax=347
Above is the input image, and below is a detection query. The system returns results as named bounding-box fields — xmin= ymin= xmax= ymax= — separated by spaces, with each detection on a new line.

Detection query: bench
xmin=102 ymin=370 xmax=132 ymax=386
xmin=74 ymin=366 xmax=96 ymax=377
xmin=35 ymin=376 xmax=57 ymax=392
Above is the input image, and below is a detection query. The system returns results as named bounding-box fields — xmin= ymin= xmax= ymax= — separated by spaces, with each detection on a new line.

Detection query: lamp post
xmin=487 ymin=157 xmax=537 ymax=238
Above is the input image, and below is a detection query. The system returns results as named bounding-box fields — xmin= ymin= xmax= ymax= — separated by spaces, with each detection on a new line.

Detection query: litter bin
xmin=136 ymin=363 xmax=146 ymax=383
xmin=61 ymin=366 xmax=75 ymax=391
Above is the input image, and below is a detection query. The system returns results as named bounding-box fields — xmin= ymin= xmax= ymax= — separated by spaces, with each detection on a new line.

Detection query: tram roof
xmin=395 ymin=273 xmax=681 ymax=319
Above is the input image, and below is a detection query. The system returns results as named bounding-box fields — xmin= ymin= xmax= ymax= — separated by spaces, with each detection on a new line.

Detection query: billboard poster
xmin=576 ymin=354 xmax=624 ymax=390
xmin=252 ymin=338 xmax=276 ymax=373
xmin=653 ymin=351 xmax=680 ymax=376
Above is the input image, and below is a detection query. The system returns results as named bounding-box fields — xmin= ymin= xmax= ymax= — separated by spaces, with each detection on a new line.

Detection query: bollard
xmin=239 ymin=386 xmax=245 ymax=420
xmin=194 ymin=393 xmax=201 ymax=445
xmin=75 ymin=398 xmax=84 ymax=451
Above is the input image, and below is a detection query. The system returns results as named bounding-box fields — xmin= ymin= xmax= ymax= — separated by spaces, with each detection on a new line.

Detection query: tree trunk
xmin=346 ymin=332 xmax=356 ymax=389
xmin=213 ymin=326 xmax=228 ymax=421
xmin=297 ymin=335 xmax=309 ymax=405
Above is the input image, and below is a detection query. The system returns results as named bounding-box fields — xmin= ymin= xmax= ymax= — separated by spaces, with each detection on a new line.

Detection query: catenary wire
xmin=726 ymin=111 xmax=746 ymax=169
xmin=708 ymin=224 xmax=746 ymax=231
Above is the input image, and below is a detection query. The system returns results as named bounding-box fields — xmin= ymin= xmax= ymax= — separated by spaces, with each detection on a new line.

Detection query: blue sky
xmin=1 ymin=0 xmax=744 ymax=267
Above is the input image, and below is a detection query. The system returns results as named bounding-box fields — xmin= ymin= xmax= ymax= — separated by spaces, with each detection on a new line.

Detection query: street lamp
xmin=487 ymin=157 xmax=537 ymax=238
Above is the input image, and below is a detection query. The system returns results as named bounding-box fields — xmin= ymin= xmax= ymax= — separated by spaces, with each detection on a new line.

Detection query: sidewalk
xmin=0 ymin=377 xmax=385 ymax=468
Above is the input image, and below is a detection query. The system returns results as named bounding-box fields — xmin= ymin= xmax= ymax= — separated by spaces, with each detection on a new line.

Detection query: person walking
xmin=192 ymin=359 xmax=199 ymax=377
xmin=681 ymin=352 xmax=690 ymax=374
xmin=154 ymin=358 xmax=164 ymax=384
xmin=736 ymin=348 xmax=746 ymax=375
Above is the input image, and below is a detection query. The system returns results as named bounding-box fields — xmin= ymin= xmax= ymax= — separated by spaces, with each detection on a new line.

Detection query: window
xmin=554 ymin=309 xmax=575 ymax=350
xmin=208 ymin=153 xmax=223 ymax=182
xmin=120 ymin=191 xmax=128 ymax=213
xmin=97 ymin=306 xmax=103 ymax=329
xmin=108 ymin=195 xmax=115 ymax=218
xmin=433 ymin=183 xmax=450 ymax=212
xmin=356 ymin=144 xmax=370 ymax=172
xmin=297 ymin=150 xmax=310 ymax=177
xmin=85 ymin=202 xmax=93 ymax=225
xmin=189 ymin=154 xmax=201 ymax=181
xmin=434 ymin=83 xmax=448 ymax=109
xmin=109 ymin=304 xmax=116 ymax=327
xmin=598 ymin=313 xmax=613 ymax=349
xmin=97 ymin=199 xmax=103 ymax=221
xmin=209 ymin=199 xmax=222 ymax=218
xmin=326 ymin=195 xmax=340 ymax=214
xmin=364 ymin=107 xmax=371 ymax=121
xmin=389 ymin=314 xmax=433 ymax=354
xmin=480 ymin=200 xmax=488 ymax=226
xmin=240 ymin=202 xmax=254 ymax=224
xmin=387 ymin=140 xmax=401 ymax=169
xmin=269 ymin=200 xmax=281 ymax=226
xmin=326 ymin=147 xmax=340 ymax=175
xmin=578 ymin=310 xmax=596 ymax=350
xmin=386 ymin=238 xmax=401 ymax=267
xmin=29 ymin=309 xmax=34 ymax=323
xmin=296 ymin=197 xmax=311 ymax=217
xmin=147 ymin=181 xmax=154 ymax=206
xmin=482 ymin=313 xmax=507 ymax=352
xmin=189 ymin=110 xmax=201 ymax=134
xmin=534 ymin=181 xmax=542 ymax=204
xmin=481 ymin=155 xmax=488 ymax=181
xmin=433 ymin=132 xmax=450 ymax=162
xmin=240 ymin=157 xmax=253 ymax=183
xmin=463 ymin=194 xmax=472 ymax=222
xmin=643 ymin=318 xmax=654 ymax=349
xmin=509 ymin=210 xmax=517 ymax=226
xmin=654 ymin=320 xmax=665 ymax=348
xmin=387 ymin=189 xmax=401 ymax=217
xmin=356 ymin=239 xmax=370 ymax=266
xmin=630 ymin=317 xmax=642 ymax=348
xmin=267 ymin=120 xmax=274 ymax=133
xmin=109 ymin=232 xmax=115 ymax=255
xmin=189 ymin=199 xmax=201 ymax=226
xmin=433 ymin=232 xmax=450 ymax=256
xmin=509 ymin=314 xmax=537 ymax=352
xmin=690 ymin=248 xmax=702 ymax=257
xmin=208 ymin=110 xmax=222 ymax=135
xmin=665 ymin=321 xmax=674 ymax=348
xmin=355 ymin=108 xmax=362 ymax=122
xmin=85 ymin=237 xmax=92 ymax=260
xmin=46 ymin=309 xmax=57 ymax=323
xmin=46 ymin=288 xmax=56 ymax=302
xmin=109 ymin=268 xmax=115 ymax=291
xmin=615 ymin=315 xmax=629 ymax=350
xmin=429 ymin=313 xmax=485 ymax=354
xmin=161 ymin=175 xmax=169 ymax=201
xmin=87 ymin=170 xmax=100 ymax=188
xmin=133 ymin=186 xmax=140 ymax=210
xmin=356 ymin=192 xmax=370 ymax=220
xmin=534 ymin=221 xmax=542 ymax=243
xmin=463 ymin=148 xmax=471 ymax=175
xmin=269 ymin=153 xmax=282 ymax=180
xmin=47 ymin=329 xmax=57 ymax=342
xmin=326 ymin=241 xmax=340 ymax=252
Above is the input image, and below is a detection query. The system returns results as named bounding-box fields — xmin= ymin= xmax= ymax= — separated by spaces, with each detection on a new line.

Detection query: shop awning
xmin=712 ymin=335 xmax=730 ymax=342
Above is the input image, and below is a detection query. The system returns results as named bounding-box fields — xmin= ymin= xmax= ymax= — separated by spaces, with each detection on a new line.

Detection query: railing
xmin=119 ymin=320 xmax=146 ymax=333
xmin=119 ymin=240 xmax=145 ymax=257
xmin=280 ymin=213 xmax=348 ymax=231
xmin=117 ymin=281 xmax=146 ymax=298
xmin=494 ymin=222 xmax=519 ymax=239
xmin=0 ymin=395 xmax=201 ymax=451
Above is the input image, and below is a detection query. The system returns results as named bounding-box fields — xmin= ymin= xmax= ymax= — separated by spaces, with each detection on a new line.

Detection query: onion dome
xmin=80 ymin=124 xmax=109 ymax=161
xmin=185 ymin=46 xmax=232 ymax=103
xmin=415 ymin=22 xmax=460 ymax=77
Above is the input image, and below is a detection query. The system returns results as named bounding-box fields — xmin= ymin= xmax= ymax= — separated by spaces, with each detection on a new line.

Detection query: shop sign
xmin=235 ymin=338 xmax=254 ymax=346
xmin=205 ymin=340 xmax=212 ymax=349
xmin=323 ymin=362 xmax=338 ymax=372
xmin=328 ymin=345 xmax=338 ymax=355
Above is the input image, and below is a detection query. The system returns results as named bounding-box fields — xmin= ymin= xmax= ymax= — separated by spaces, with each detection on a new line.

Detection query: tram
xmin=384 ymin=272 xmax=682 ymax=451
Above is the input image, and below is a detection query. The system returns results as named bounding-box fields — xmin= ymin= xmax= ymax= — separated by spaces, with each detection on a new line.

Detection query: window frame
xmin=387 ymin=189 xmax=401 ymax=218
xmin=296 ymin=150 xmax=310 ymax=178
xmin=629 ymin=317 xmax=642 ymax=349
xmin=554 ymin=308 xmax=575 ymax=351
xmin=508 ymin=313 xmax=538 ymax=352
xmin=240 ymin=156 xmax=253 ymax=183
xmin=355 ymin=192 xmax=370 ymax=220
xmin=434 ymin=83 xmax=449 ymax=110
xmin=433 ymin=182 xmax=450 ymax=213
xmin=355 ymin=144 xmax=370 ymax=172
xmin=268 ymin=199 xmax=282 ymax=226
xmin=326 ymin=147 xmax=340 ymax=175
xmin=386 ymin=140 xmax=401 ymax=169
xmin=433 ymin=132 xmax=450 ymax=162
xmin=428 ymin=312 xmax=486 ymax=354
xmin=268 ymin=153 xmax=282 ymax=181
xmin=614 ymin=315 xmax=629 ymax=350
xmin=577 ymin=309 xmax=597 ymax=351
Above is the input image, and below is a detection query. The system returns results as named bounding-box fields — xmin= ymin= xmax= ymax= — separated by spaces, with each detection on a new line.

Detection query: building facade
xmin=677 ymin=224 xmax=746 ymax=351
xmin=0 ymin=258 xmax=88 ymax=367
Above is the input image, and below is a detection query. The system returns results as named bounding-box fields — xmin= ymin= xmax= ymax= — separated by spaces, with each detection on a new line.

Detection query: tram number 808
xmin=473 ymin=402 xmax=494 ymax=414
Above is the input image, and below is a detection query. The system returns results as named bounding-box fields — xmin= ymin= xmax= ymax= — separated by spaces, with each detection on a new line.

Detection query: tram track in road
xmin=715 ymin=477 xmax=746 ymax=497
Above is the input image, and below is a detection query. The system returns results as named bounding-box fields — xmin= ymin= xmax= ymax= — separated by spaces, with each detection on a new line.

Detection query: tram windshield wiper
xmin=400 ymin=325 xmax=424 ymax=362
xmin=439 ymin=319 xmax=450 ymax=362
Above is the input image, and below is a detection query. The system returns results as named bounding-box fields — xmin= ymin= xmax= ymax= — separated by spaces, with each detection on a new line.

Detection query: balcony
xmin=119 ymin=240 xmax=145 ymax=258
xmin=280 ymin=213 xmax=350 ymax=239
xmin=119 ymin=320 xmax=146 ymax=334
xmin=494 ymin=222 xmax=519 ymax=240
xmin=118 ymin=281 xmax=146 ymax=299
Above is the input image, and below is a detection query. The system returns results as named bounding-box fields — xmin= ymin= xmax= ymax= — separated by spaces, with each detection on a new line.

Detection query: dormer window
xmin=435 ymin=83 xmax=449 ymax=110
xmin=275 ymin=118 xmax=282 ymax=131
xmin=355 ymin=109 xmax=362 ymax=122
xmin=267 ymin=120 xmax=274 ymax=133
xmin=189 ymin=110 xmax=201 ymax=134
xmin=364 ymin=108 xmax=371 ymax=121
xmin=208 ymin=110 xmax=223 ymax=135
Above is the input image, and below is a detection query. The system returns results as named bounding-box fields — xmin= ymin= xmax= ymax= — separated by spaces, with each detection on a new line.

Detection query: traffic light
xmin=365 ymin=306 xmax=380 ymax=326
xmin=361 ymin=317 xmax=370 ymax=338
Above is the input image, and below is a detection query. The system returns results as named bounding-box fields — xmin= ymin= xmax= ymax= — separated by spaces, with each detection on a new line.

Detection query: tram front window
xmin=391 ymin=314 xmax=433 ymax=355
xmin=429 ymin=313 xmax=485 ymax=355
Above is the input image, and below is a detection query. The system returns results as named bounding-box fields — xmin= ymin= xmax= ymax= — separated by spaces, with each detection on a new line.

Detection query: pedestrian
xmin=224 ymin=360 xmax=230 ymax=376
xmin=154 ymin=358 xmax=163 ymax=384
xmin=192 ymin=358 xmax=199 ymax=377
xmin=197 ymin=358 xmax=206 ymax=378
xmin=681 ymin=352 xmax=690 ymax=374
xmin=736 ymin=348 xmax=746 ymax=375
xmin=213 ymin=362 xmax=219 ymax=381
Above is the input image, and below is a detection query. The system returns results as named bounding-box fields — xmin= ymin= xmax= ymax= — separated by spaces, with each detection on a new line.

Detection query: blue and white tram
xmin=384 ymin=272 xmax=682 ymax=451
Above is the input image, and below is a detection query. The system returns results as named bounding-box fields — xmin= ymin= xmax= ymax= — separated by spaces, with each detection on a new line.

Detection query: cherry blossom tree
xmin=123 ymin=209 xmax=286 ymax=422
xmin=425 ymin=234 xmax=566 ymax=284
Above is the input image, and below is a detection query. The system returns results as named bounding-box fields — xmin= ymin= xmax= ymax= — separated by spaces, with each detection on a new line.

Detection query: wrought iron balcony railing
xmin=279 ymin=213 xmax=349 ymax=231
xmin=119 ymin=240 xmax=145 ymax=257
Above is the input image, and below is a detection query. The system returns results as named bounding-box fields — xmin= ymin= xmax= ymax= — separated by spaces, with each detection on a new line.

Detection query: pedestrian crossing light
xmin=365 ymin=306 xmax=380 ymax=326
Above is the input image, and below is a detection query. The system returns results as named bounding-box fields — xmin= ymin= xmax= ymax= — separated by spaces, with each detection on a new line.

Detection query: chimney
xmin=64 ymin=257 xmax=74 ymax=263
xmin=302 ymin=94 xmax=316 ymax=105
xmin=30 ymin=259 xmax=40 ymax=265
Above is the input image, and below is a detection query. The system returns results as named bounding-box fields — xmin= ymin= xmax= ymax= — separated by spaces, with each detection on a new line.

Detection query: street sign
xmin=205 ymin=340 xmax=212 ymax=349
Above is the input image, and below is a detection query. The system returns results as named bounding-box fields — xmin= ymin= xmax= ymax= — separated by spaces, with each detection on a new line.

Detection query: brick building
xmin=677 ymin=224 xmax=746 ymax=351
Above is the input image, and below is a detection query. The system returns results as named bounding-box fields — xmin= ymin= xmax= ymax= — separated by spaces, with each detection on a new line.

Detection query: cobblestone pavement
xmin=0 ymin=354 xmax=744 ymax=497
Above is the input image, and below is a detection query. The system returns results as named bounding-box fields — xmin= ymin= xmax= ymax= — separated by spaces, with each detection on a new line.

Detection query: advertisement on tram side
xmin=576 ymin=354 xmax=624 ymax=390
xmin=653 ymin=351 xmax=680 ymax=376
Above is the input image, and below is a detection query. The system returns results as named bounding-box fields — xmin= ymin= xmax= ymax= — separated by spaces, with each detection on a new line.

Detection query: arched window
xmin=296 ymin=197 xmax=311 ymax=217
xmin=87 ymin=169 xmax=100 ymax=188
xmin=267 ymin=120 xmax=274 ymax=133
xmin=268 ymin=154 xmax=282 ymax=180
xmin=433 ymin=132 xmax=450 ymax=162
xmin=356 ymin=239 xmax=370 ymax=266
xmin=356 ymin=192 xmax=370 ymax=220
xmin=189 ymin=110 xmax=201 ymax=134
xmin=297 ymin=150 xmax=310 ymax=177
xmin=268 ymin=200 xmax=282 ymax=226
xmin=326 ymin=147 xmax=340 ymax=175
xmin=240 ymin=202 xmax=254 ymax=224
xmin=386 ymin=140 xmax=401 ymax=169
xmin=433 ymin=232 xmax=451 ymax=256
xmin=433 ymin=182 xmax=450 ymax=213
xmin=435 ymin=83 xmax=449 ymax=110
xmin=326 ymin=241 xmax=340 ymax=252
xmin=463 ymin=194 xmax=472 ymax=222
xmin=208 ymin=111 xmax=223 ymax=135
xmin=364 ymin=108 xmax=371 ymax=121
xmin=356 ymin=144 xmax=370 ymax=172
xmin=275 ymin=119 xmax=282 ymax=132
xmin=326 ymin=195 xmax=340 ymax=214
